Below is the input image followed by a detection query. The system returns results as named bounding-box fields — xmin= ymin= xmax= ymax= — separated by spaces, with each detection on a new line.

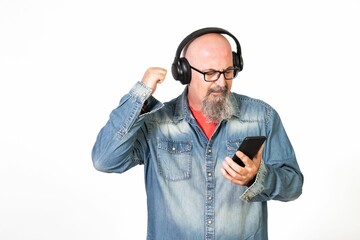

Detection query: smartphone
xmin=232 ymin=136 xmax=266 ymax=167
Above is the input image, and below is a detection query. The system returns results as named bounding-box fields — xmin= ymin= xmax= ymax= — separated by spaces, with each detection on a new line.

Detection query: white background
xmin=1 ymin=0 xmax=359 ymax=239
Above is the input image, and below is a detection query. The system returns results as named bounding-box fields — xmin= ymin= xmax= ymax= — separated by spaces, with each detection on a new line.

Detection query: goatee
xmin=201 ymin=86 xmax=235 ymax=123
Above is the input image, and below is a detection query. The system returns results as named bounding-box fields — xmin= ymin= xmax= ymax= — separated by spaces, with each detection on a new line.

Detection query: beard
xmin=201 ymin=85 xmax=235 ymax=123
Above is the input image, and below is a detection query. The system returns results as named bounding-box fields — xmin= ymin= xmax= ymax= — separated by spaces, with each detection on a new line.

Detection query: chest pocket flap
xmin=156 ymin=139 xmax=192 ymax=181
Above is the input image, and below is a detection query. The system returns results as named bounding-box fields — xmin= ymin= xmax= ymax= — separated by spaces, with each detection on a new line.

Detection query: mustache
xmin=207 ymin=86 xmax=228 ymax=95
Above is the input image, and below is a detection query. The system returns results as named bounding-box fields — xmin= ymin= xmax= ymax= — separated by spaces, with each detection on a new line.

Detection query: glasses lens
xmin=224 ymin=69 xmax=237 ymax=80
xmin=204 ymin=71 xmax=221 ymax=81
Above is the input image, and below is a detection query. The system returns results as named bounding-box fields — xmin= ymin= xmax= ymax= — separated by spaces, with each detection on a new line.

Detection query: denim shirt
xmin=92 ymin=82 xmax=303 ymax=240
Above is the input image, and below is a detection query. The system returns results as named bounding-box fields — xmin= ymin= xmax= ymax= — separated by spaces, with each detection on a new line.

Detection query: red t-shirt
xmin=189 ymin=106 xmax=217 ymax=139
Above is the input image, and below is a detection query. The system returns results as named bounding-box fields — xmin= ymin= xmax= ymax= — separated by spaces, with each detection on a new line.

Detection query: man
xmin=92 ymin=27 xmax=303 ymax=240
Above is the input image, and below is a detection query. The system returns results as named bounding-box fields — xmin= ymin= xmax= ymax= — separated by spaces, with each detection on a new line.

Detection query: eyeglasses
xmin=190 ymin=65 xmax=239 ymax=82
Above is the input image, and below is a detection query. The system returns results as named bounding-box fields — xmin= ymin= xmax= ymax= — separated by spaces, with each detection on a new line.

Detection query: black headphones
xmin=171 ymin=27 xmax=243 ymax=85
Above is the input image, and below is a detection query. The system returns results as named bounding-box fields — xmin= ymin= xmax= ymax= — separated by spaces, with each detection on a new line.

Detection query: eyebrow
xmin=204 ymin=66 xmax=235 ymax=72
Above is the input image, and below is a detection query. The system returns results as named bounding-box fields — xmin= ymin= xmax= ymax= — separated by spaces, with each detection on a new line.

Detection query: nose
xmin=216 ymin=74 xmax=227 ymax=87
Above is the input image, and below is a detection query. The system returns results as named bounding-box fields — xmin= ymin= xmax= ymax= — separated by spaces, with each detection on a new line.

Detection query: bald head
xmin=184 ymin=33 xmax=233 ymax=69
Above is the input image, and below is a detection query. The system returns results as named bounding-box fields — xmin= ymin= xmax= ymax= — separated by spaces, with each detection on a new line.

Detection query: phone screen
xmin=232 ymin=136 xmax=266 ymax=167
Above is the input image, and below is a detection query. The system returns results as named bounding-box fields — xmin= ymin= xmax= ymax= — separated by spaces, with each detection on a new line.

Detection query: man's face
xmin=186 ymin=34 xmax=235 ymax=122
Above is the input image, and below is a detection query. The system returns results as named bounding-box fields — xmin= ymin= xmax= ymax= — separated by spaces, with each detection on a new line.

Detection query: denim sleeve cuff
xmin=128 ymin=81 xmax=164 ymax=116
xmin=240 ymin=160 xmax=268 ymax=202
xmin=129 ymin=81 xmax=153 ymax=104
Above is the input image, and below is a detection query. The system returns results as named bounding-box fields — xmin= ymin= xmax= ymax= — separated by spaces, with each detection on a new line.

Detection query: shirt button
xmin=208 ymin=172 xmax=212 ymax=177
xmin=208 ymin=149 xmax=212 ymax=153
xmin=172 ymin=147 xmax=176 ymax=151
xmin=208 ymin=196 xmax=212 ymax=200
xmin=208 ymin=220 xmax=212 ymax=224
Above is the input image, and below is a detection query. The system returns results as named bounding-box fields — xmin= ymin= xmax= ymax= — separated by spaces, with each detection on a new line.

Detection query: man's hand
xmin=141 ymin=67 xmax=167 ymax=95
xmin=220 ymin=144 xmax=264 ymax=186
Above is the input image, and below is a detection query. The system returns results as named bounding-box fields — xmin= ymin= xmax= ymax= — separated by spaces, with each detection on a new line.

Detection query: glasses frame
xmin=189 ymin=65 xmax=239 ymax=82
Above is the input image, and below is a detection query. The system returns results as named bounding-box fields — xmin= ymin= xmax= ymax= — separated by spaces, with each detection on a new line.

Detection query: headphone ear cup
xmin=179 ymin=58 xmax=191 ymax=84
xmin=171 ymin=60 xmax=181 ymax=81
xmin=232 ymin=51 xmax=243 ymax=72
xmin=172 ymin=57 xmax=191 ymax=85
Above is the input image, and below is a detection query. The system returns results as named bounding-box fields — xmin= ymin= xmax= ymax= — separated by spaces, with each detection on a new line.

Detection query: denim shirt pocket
xmin=156 ymin=139 xmax=192 ymax=181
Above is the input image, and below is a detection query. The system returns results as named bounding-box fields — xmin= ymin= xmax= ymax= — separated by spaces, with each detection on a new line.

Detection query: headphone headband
xmin=171 ymin=27 xmax=243 ymax=85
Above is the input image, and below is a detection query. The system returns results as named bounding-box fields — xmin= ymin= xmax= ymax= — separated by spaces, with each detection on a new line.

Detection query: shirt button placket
xmin=205 ymin=147 xmax=215 ymax=240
